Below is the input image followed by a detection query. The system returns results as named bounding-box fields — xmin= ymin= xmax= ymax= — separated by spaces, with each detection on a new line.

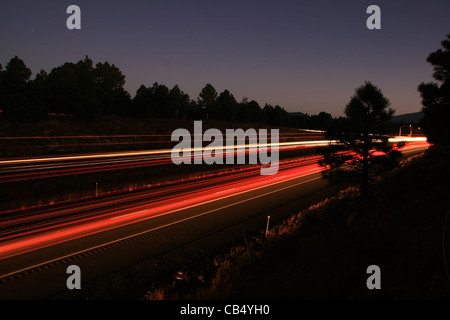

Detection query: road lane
xmin=0 ymin=164 xmax=327 ymax=299
xmin=0 ymin=161 xmax=323 ymax=262
xmin=0 ymin=138 xmax=330 ymax=182
xmin=0 ymin=138 xmax=429 ymax=299
xmin=0 ymin=157 xmax=320 ymax=242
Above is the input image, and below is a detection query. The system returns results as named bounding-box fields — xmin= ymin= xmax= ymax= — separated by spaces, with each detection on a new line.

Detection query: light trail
xmin=0 ymin=136 xmax=426 ymax=165
xmin=0 ymin=136 xmax=429 ymax=185
xmin=0 ymin=138 xmax=329 ymax=182
xmin=0 ymin=157 xmax=319 ymax=236
xmin=0 ymin=139 xmax=321 ymax=165
xmin=0 ymin=161 xmax=324 ymax=260
xmin=0 ymin=137 xmax=430 ymax=284
xmin=388 ymin=136 xmax=428 ymax=143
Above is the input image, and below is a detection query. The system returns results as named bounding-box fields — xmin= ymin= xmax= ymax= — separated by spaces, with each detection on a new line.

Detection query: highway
xmin=0 ymin=136 xmax=422 ymax=182
xmin=0 ymin=137 xmax=430 ymax=299
xmin=0 ymin=157 xmax=327 ymax=299
xmin=0 ymin=138 xmax=331 ymax=182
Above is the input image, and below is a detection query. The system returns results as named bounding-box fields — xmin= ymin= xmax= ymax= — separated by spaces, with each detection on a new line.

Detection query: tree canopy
xmin=320 ymin=82 xmax=400 ymax=198
xmin=418 ymin=33 xmax=450 ymax=145
xmin=0 ymin=55 xmax=349 ymax=130
xmin=0 ymin=56 xmax=132 ymax=119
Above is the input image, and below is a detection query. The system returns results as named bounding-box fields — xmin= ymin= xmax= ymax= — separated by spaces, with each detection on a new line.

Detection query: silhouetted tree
xmin=0 ymin=56 xmax=37 ymax=120
xmin=274 ymin=105 xmax=287 ymax=126
xmin=310 ymin=112 xmax=334 ymax=131
xmin=237 ymin=99 xmax=263 ymax=123
xmin=237 ymin=98 xmax=252 ymax=122
xmin=262 ymin=104 xmax=288 ymax=127
xmin=320 ymin=82 xmax=400 ymax=198
xmin=0 ymin=55 xmax=323 ymax=126
xmin=131 ymin=83 xmax=160 ymax=118
xmin=198 ymin=83 xmax=218 ymax=119
xmin=94 ymin=61 xmax=130 ymax=116
xmin=262 ymin=104 xmax=274 ymax=125
xmin=44 ymin=56 xmax=132 ymax=118
xmin=131 ymin=82 xmax=188 ymax=119
xmin=2 ymin=56 xmax=31 ymax=91
xmin=418 ymin=33 xmax=450 ymax=145
xmin=248 ymin=100 xmax=263 ymax=123
xmin=25 ymin=69 xmax=49 ymax=119
xmin=217 ymin=89 xmax=238 ymax=121
xmin=186 ymin=100 xmax=201 ymax=120
xmin=131 ymin=85 xmax=151 ymax=118
xmin=153 ymin=83 xmax=171 ymax=118
xmin=169 ymin=85 xmax=190 ymax=119
xmin=46 ymin=56 xmax=100 ymax=117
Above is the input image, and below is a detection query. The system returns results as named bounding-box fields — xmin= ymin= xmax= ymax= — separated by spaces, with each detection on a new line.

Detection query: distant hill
xmin=391 ymin=111 xmax=424 ymax=124
xmin=289 ymin=112 xmax=306 ymax=117
xmin=291 ymin=111 xmax=424 ymax=124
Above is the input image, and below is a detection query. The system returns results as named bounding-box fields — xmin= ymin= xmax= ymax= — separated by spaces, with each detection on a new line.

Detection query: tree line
xmin=2 ymin=28 xmax=448 ymax=138
xmin=2 ymin=31 xmax=449 ymax=201
xmin=0 ymin=55 xmax=337 ymax=129
xmin=0 ymin=56 xmax=130 ymax=120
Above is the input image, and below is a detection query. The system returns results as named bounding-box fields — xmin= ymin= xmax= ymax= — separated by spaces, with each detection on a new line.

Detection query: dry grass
xmin=143 ymin=147 xmax=450 ymax=300
xmin=142 ymin=185 xmax=361 ymax=300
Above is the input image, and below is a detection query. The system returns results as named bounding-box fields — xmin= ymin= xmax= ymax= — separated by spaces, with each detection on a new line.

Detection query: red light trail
xmin=0 ymin=137 xmax=429 ymax=269
xmin=0 ymin=159 xmax=323 ymax=260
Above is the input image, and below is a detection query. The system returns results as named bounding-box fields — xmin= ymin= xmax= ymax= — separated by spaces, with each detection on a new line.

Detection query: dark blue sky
xmin=1 ymin=0 xmax=450 ymax=117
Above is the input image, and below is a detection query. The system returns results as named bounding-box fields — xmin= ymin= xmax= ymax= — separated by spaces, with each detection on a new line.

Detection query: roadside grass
xmin=144 ymin=146 xmax=450 ymax=300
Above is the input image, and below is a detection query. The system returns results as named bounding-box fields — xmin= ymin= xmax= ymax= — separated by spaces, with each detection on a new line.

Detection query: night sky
xmin=1 ymin=0 xmax=450 ymax=117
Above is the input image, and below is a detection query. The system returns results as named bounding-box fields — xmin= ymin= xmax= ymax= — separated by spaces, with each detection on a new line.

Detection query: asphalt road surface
xmin=0 ymin=160 xmax=327 ymax=299
xmin=0 ymin=138 xmax=429 ymax=299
